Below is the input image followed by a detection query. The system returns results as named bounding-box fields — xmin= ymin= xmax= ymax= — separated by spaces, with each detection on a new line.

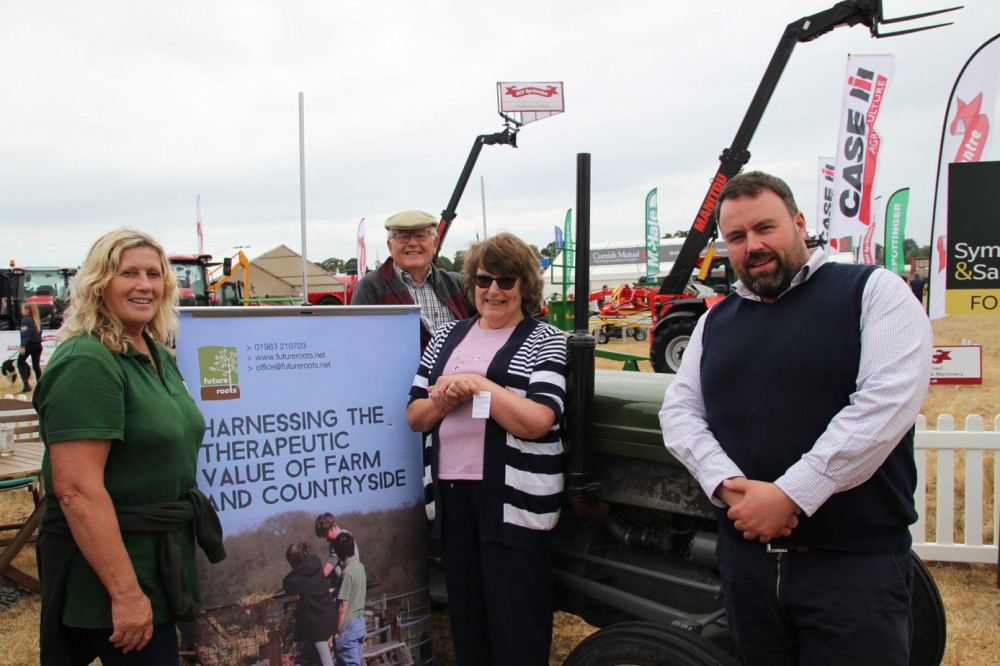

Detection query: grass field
xmin=1 ymin=314 xmax=997 ymax=665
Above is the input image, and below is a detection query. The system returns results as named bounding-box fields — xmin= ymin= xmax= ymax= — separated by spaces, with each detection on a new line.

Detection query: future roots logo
xmin=198 ymin=346 xmax=241 ymax=400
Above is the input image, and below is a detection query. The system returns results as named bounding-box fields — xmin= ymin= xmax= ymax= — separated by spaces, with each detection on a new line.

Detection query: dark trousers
xmin=716 ymin=535 xmax=913 ymax=666
xmin=439 ymin=480 xmax=554 ymax=666
xmin=17 ymin=341 xmax=42 ymax=387
xmin=63 ymin=622 xmax=179 ymax=666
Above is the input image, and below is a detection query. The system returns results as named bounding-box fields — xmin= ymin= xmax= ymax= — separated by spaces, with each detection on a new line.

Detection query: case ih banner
xmin=929 ymin=33 xmax=1000 ymax=319
xmin=816 ymin=156 xmax=836 ymax=249
xmin=829 ymin=54 xmax=894 ymax=264
xmin=497 ymin=81 xmax=564 ymax=125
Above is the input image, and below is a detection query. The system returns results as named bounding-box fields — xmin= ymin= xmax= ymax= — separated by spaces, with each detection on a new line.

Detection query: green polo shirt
xmin=35 ymin=333 xmax=206 ymax=628
xmin=338 ymin=558 xmax=367 ymax=625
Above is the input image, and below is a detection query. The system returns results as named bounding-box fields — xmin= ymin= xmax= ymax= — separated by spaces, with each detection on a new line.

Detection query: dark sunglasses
xmin=474 ymin=274 xmax=518 ymax=290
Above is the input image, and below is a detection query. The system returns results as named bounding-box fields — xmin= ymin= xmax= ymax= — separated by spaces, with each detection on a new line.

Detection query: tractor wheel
xmin=318 ymin=296 xmax=342 ymax=306
xmin=565 ymin=621 xmax=738 ymax=666
xmin=597 ymin=328 xmax=610 ymax=344
xmin=649 ymin=319 xmax=697 ymax=373
xmin=909 ymin=552 xmax=947 ymax=666
xmin=633 ymin=328 xmax=648 ymax=342
xmin=0 ymin=317 xmax=12 ymax=331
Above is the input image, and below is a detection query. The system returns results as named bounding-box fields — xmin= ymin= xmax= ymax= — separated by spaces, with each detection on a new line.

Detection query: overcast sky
xmin=2 ymin=0 xmax=998 ymax=268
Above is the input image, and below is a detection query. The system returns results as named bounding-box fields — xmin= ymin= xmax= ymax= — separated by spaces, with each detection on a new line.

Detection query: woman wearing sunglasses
xmin=407 ymin=232 xmax=567 ymax=665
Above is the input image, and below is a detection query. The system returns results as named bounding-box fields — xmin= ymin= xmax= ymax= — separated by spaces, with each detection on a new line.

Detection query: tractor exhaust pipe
xmin=566 ymin=153 xmax=598 ymax=504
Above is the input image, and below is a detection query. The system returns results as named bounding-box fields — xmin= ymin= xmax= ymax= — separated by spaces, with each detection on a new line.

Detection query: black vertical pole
xmin=574 ymin=153 xmax=591 ymax=330
xmin=566 ymin=153 xmax=597 ymax=500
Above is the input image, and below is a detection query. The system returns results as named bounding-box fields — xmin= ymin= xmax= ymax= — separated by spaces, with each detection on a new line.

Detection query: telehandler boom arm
xmin=658 ymin=0 xmax=959 ymax=296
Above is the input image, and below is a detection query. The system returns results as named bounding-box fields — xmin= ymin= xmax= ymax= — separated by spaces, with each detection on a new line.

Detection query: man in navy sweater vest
xmin=660 ymin=172 xmax=931 ymax=665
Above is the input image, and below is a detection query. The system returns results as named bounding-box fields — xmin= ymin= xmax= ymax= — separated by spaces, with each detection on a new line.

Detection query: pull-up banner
xmin=176 ymin=305 xmax=433 ymax=665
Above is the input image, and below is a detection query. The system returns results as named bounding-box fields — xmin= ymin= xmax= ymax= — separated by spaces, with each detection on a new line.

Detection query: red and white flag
xmin=196 ymin=194 xmax=204 ymax=254
xmin=829 ymin=54 xmax=894 ymax=264
xmin=356 ymin=218 xmax=367 ymax=277
xmin=928 ymin=34 xmax=1000 ymax=319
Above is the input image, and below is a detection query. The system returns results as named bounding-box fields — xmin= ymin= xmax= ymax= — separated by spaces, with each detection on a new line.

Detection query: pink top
xmin=437 ymin=323 xmax=516 ymax=480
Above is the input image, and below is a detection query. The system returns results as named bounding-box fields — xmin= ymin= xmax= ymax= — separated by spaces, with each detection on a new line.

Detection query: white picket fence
xmin=912 ymin=414 xmax=999 ymax=564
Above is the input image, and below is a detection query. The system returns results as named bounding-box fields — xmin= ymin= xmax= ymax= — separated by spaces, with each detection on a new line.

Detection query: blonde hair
xmin=61 ymin=228 xmax=179 ymax=353
xmin=22 ymin=303 xmax=41 ymax=331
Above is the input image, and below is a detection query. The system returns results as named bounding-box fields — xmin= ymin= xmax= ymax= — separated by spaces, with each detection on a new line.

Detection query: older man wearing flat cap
xmin=352 ymin=210 xmax=474 ymax=351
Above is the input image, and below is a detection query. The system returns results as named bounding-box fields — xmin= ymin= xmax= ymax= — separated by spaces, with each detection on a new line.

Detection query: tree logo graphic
xmin=198 ymin=346 xmax=241 ymax=400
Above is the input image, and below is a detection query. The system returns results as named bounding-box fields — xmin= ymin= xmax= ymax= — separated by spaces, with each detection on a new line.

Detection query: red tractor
xmin=23 ymin=266 xmax=77 ymax=329
xmin=170 ymin=254 xmax=243 ymax=307
xmin=649 ymin=253 xmax=735 ymax=372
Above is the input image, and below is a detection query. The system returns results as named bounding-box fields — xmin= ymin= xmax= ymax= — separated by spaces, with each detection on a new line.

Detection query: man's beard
xmin=739 ymin=250 xmax=799 ymax=300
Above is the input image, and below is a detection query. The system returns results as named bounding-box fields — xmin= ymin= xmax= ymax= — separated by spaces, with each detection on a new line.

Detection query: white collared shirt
xmin=658 ymin=249 xmax=933 ymax=515
xmin=393 ymin=262 xmax=459 ymax=335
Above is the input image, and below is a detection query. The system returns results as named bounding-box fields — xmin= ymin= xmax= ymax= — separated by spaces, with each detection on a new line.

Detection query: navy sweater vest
xmin=701 ymin=262 xmax=916 ymax=552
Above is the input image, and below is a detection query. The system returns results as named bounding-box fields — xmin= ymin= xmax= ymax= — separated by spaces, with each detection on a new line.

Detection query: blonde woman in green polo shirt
xmin=33 ymin=228 xmax=225 ymax=666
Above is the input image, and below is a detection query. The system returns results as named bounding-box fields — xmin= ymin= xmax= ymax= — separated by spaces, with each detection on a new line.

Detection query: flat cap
xmin=385 ymin=210 xmax=438 ymax=230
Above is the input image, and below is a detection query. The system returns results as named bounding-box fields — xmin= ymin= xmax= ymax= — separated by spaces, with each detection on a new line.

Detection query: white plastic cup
xmin=0 ymin=424 xmax=14 ymax=457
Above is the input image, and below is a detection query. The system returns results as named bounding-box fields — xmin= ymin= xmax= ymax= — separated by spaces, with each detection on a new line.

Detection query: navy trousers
xmin=716 ymin=535 xmax=913 ymax=666
xmin=439 ymin=480 xmax=554 ymax=666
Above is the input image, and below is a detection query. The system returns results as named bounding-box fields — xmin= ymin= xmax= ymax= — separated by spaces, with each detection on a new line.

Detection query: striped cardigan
xmin=408 ymin=315 xmax=567 ymax=549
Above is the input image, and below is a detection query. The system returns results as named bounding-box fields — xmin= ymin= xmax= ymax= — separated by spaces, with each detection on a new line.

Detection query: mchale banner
xmin=645 ymin=188 xmax=659 ymax=280
xmin=829 ymin=54 xmax=894 ymax=263
xmin=884 ymin=188 xmax=910 ymax=275
xmin=928 ymin=33 xmax=1000 ymax=319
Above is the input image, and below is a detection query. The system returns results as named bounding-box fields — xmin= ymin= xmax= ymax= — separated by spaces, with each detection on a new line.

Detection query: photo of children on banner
xmin=332 ymin=532 xmax=367 ymax=666
xmin=314 ymin=512 xmax=360 ymax=595
xmin=283 ymin=542 xmax=337 ymax=666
